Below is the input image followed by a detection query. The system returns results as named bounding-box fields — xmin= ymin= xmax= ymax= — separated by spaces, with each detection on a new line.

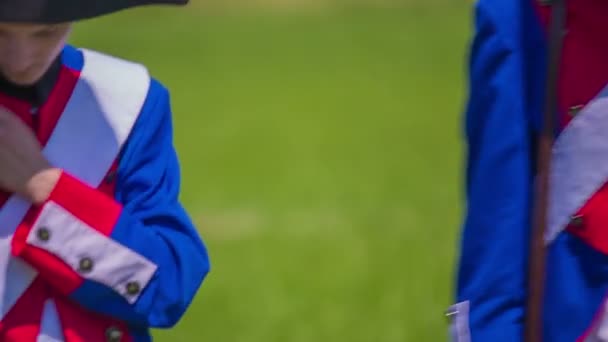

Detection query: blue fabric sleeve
xmin=454 ymin=3 xmax=533 ymax=341
xmin=68 ymin=79 xmax=211 ymax=329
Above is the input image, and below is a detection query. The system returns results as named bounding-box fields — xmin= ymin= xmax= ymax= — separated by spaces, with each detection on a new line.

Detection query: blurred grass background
xmin=70 ymin=1 xmax=472 ymax=340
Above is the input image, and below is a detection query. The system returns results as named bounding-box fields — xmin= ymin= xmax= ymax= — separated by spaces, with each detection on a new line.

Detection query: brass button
xmin=36 ymin=227 xmax=51 ymax=242
xmin=570 ymin=215 xmax=584 ymax=228
xmin=105 ymin=326 xmax=122 ymax=342
xmin=126 ymin=281 xmax=141 ymax=296
xmin=569 ymin=105 xmax=584 ymax=117
xmin=78 ymin=257 xmax=94 ymax=273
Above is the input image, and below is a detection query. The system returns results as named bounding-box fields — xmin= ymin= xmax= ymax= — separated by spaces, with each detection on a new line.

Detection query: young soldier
xmin=0 ymin=0 xmax=210 ymax=341
xmin=451 ymin=0 xmax=608 ymax=340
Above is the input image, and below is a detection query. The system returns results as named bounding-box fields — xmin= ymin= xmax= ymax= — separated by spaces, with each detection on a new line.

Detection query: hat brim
xmin=0 ymin=0 xmax=188 ymax=24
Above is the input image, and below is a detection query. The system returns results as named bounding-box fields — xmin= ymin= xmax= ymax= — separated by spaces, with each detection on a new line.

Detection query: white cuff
xmin=27 ymin=201 xmax=158 ymax=304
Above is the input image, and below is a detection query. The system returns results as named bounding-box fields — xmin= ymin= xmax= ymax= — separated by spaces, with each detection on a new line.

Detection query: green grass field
xmin=70 ymin=2 xmax=472 ymax=340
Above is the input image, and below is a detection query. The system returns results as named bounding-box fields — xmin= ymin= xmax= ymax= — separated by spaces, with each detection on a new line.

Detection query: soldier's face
xmin=0 ymin=22 xmax=71 ymax=86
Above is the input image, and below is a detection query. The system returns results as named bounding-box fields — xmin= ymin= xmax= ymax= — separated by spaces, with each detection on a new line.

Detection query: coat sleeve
xmin=449 ymin=3 xmax=534 ymax=341
xmin=11 ymin=79 xmax=210 ymax=329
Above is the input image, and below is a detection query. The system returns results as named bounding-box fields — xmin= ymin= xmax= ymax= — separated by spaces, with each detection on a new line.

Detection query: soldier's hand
xmin=0 ymin=108 xmax=60 ymax=204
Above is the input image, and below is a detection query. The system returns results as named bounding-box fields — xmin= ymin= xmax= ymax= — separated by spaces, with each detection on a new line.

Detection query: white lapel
xmin=547 ymin=84 xmax=608 ymax=243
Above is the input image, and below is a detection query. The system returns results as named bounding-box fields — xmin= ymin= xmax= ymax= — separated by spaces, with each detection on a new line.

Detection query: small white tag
xmin=447 ymin=301 xmax=471 ymax=342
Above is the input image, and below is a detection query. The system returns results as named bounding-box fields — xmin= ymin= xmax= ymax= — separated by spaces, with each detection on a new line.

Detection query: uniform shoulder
xmin=62 ymin=45 xmax=147 ymax=75
xmin=64 ymin=46 xmax=152 ymax=114
xmin=62 ymin=45 xmax=170 ymax=87
xmin=79 ymin=48 xmax=150 ymax=81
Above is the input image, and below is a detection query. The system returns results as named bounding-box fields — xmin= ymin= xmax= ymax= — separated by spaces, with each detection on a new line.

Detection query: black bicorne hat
xmin=0 ymin=0 xmax=188 ymax=23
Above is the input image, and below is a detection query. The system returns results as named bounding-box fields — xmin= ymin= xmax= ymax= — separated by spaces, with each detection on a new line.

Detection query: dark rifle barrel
xmin=524 ymin=1 xmax=566 ymax=341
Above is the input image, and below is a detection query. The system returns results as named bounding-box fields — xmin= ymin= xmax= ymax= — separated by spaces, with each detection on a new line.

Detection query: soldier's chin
xmin=2 ymin=70 xmax=43 ymax=87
